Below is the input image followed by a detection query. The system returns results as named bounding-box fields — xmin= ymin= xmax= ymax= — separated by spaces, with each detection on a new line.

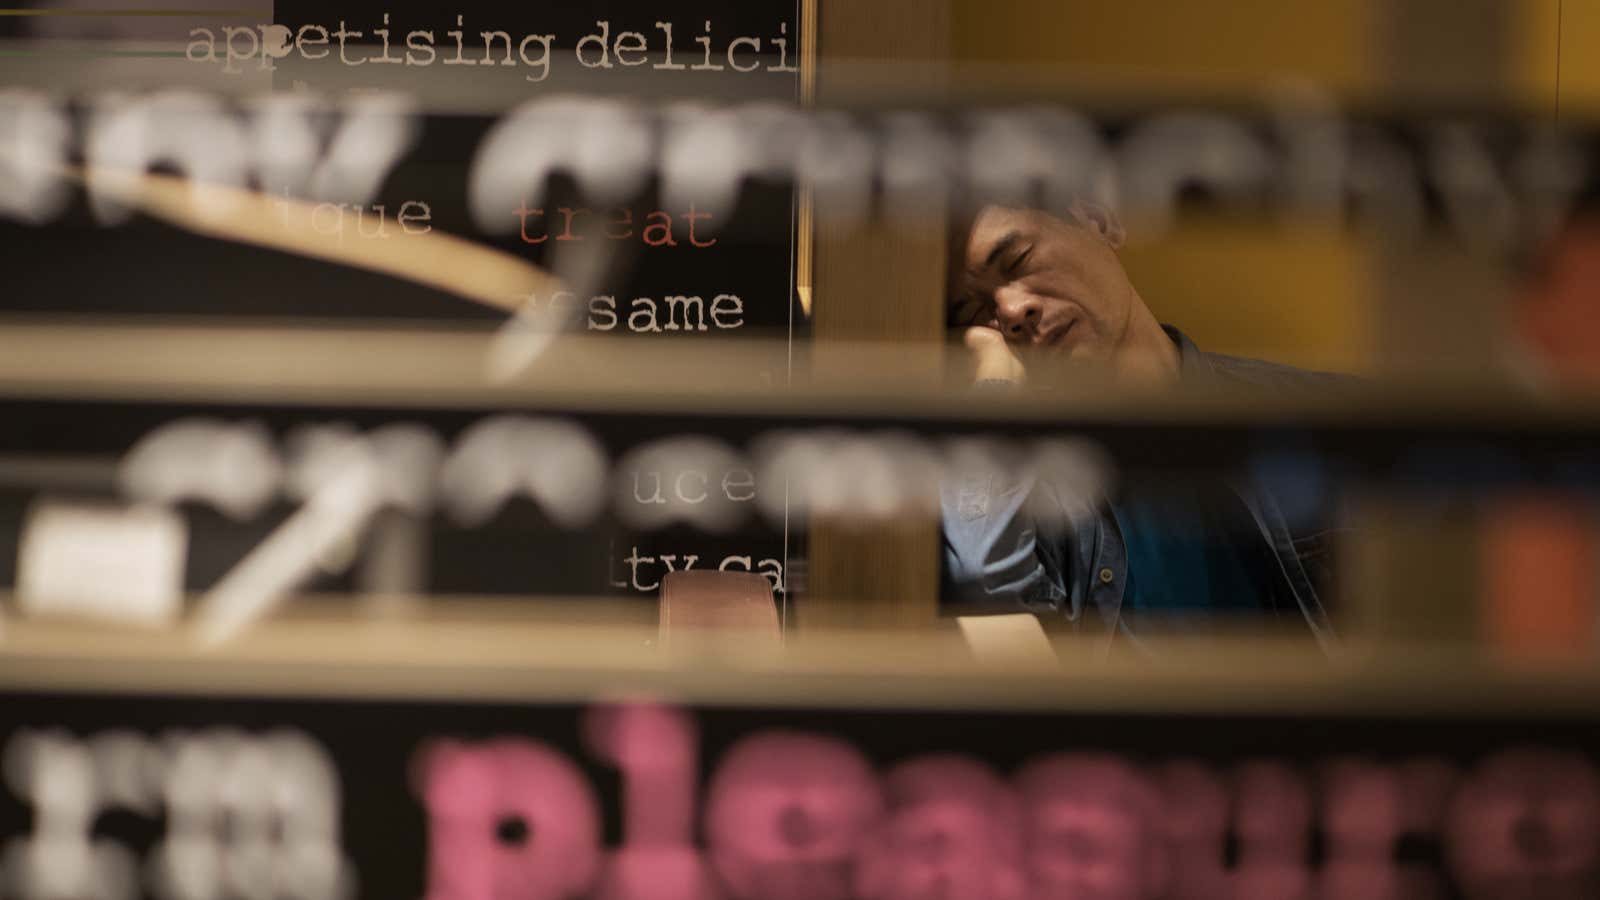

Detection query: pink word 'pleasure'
xmin=412 ymin=704 xmax=1600 ymax=900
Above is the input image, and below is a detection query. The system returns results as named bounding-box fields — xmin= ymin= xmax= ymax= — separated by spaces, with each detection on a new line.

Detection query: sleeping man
xmin=943 ymin=202 xmax=1351 ymax=649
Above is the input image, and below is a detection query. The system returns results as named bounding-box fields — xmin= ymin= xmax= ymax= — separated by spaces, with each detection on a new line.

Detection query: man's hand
xmin=963 ymin=326 xmax=1026 ymax=384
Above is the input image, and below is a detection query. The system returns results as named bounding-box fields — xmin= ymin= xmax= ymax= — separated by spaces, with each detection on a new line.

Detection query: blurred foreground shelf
xmin=1 ymin=599 xmax=1598 ymax=717
xmin=4 ymin=320 xmax=1600 ymax=425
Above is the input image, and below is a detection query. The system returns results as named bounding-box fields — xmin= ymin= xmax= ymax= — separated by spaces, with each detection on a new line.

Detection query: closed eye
xmin=948 ymin=297 xmax=971 ymax=328
xmin=951 ymin=295 xmax=992 ymax=328
xmin=1006 ymin=246 xmax=1033 ymax=276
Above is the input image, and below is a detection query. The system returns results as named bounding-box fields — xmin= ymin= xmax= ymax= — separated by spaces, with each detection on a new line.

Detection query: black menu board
xmin=0 ymin=0 xmax=808 ymax=606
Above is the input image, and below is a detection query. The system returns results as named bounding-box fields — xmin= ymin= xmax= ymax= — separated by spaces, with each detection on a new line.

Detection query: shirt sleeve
xmin=940 ymin=462 xmax=1069 ymax=611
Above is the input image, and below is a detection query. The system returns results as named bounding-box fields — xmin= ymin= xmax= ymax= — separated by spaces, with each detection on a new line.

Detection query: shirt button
xmin=1098 ymin=567 xmax=1115 ymax=584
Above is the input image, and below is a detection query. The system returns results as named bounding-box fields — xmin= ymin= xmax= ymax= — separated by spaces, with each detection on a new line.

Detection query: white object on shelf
xmin=15 ymin=500 xmax=187 ymax=627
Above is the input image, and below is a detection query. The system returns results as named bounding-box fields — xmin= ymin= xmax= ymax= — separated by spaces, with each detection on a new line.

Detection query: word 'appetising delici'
xmin=184 ymin=17 xmax=801 ymax=81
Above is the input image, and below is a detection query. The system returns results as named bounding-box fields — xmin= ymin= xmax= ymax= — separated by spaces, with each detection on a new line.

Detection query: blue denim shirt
xmin=941 ymin=326 xmax=1343 ymax=650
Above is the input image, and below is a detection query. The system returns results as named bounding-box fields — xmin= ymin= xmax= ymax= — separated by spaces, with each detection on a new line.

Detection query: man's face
xmin=950 ymin=206 xmax=1140 ymax=363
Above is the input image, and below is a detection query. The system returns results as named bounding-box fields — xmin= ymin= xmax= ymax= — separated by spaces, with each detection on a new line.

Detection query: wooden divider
xmin=800 ymin=0 xmax=952 ymax=630
xmin=1346 ymin=0 xmax=1519 ymax=646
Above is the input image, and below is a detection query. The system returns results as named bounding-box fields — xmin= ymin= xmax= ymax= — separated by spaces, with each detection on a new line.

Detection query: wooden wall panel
xmin=801 ymin=0 xmax=951 ymax=630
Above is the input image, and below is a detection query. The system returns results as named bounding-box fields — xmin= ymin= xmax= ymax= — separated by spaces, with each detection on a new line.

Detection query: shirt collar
xmin=1161 ymin=324 xmax=1215 ymax=383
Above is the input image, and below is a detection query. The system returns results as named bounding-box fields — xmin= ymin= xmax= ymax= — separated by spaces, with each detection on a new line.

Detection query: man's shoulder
xmin=1199 ymin=351 xmax=1362 ymax=392
xmin=1164 ymin=325 xmax=1361 ymax=392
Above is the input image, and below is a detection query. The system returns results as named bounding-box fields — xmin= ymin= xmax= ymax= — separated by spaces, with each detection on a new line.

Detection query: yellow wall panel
xmin=949 ymin=0 xmax=1380 ymax=372
xmin=1121 ymin=224 xmax=1376 ymax=374
xmin=1555 ymin=0 xmax=1600 ymax=119
xmin=947 ymin=0 xmax=1578 ymax=374
xmin=952 ymin=0 xmax=1376 ymax=97
xmin=1510 ymin=0 xmax=1561 ymax=116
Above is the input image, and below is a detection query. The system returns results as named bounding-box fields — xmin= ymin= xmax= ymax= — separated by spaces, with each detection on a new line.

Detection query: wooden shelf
xmin=2 ymin=320 xmax=1600 ymax=427
xmin=1 ymin=601 xmax=1597 ymax=717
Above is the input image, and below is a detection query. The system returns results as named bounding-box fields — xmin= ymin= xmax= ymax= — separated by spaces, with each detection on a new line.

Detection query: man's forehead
xmin=946 ymin=207 xmax=1049 ymax=310
xmin=966 ymin=207 xmax=1033 ymax=254
xmin=968 ymin=209 xmax=1035 ymax=276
